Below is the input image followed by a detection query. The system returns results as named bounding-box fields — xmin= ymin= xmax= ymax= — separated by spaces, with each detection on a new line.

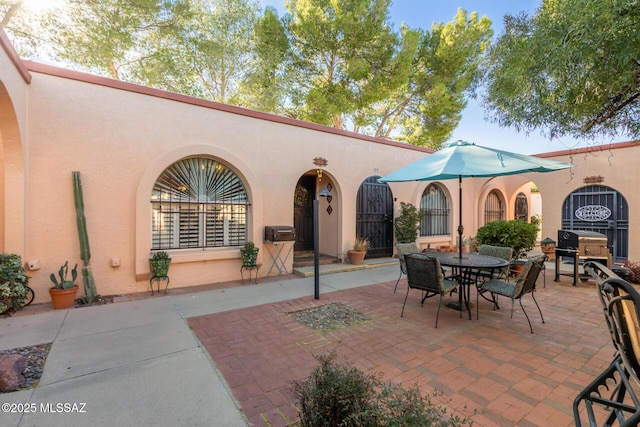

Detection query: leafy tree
xmin=0 ymin=0 xmax=64 ymax=58
xmin=178 ymin=0 xmax=262 ymax=103
xmin=2 ymin=0 xmax=493 ymax=148
xmin=484 ymin=0 xmax=640 ymax=140
xmin=239 ymin=5 xmax=292 ymax=113
xmin=374 ymin=9 xmax=493 ymax=146
xmin=267 ymin=2 xmax=492 ymax=148
xmin=51 ymin=0 xmax=192 ymax=81
xmin=2 ymin=0 xmax=261 ymax=103
xmin=283 ymin=0 xmax=408 ymax=129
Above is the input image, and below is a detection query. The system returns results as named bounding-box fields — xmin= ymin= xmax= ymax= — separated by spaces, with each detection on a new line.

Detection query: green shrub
xmin=0 ymin=253 xmax=29 ymax=314
xmin=475 ymin=219 xmax=539 ymax=261
xmin=292 ymin=352 xmax=471 ymax=427
xmin=394 ymin=202 xmax=423 ymax=243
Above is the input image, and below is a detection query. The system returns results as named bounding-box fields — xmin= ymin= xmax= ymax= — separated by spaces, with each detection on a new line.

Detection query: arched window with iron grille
xmin=150 ymin=157 xmax=249 ymax=249
xmin=484 ymin=190 xmax=504 ymax=224
xmin=514 ymin=192 xmax=528 ymax=221
xmin=420 ymin=184 xmax=449 ymax=236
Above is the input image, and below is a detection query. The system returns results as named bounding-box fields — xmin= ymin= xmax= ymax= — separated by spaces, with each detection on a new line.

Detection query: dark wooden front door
xmin=561 ymin=185 xmax=628 ymax=262
xmin=294 ymin=176 xmax=315 ymax=251
xmin=356 ymin=176 xmax=394 ymax=258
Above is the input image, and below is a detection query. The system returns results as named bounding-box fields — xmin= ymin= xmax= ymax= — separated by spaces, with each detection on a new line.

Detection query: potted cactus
xmin=150 ymin=251 xmax=171 ymax=277
xmin=49 ymin=261 xmax=79 ymax=309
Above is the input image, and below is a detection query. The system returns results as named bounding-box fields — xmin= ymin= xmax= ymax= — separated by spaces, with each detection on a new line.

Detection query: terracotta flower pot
xmin=49 ymin=285 xmax=78 ymax=309
xmin=348 ymin=250 xmax=366 ymax=265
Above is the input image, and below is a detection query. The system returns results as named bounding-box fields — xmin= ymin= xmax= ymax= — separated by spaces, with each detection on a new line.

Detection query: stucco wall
xmin=0 ymin=29 xmax=30 ymax=256
xmin=3 ymin=33 xmax=637 ymax=304
xmin=535 ymin=144 xmax=639 ymax=260
xmin=21 ymin=69 xmax=439 ymax=301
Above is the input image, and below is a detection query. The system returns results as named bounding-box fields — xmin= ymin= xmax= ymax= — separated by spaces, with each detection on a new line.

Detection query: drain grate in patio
xmin=290 ymin=303 xmax=370 ymax=332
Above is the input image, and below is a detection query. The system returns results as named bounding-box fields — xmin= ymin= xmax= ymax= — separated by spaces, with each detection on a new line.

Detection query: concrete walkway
xmin=0 ymin=259 xmax=401 ymax=427
xmin=0 ymin=254 xmax=598 ymax=426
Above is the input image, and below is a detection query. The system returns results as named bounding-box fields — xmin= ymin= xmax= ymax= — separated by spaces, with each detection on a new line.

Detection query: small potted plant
xmin=49 ymin=261 xmax=78 ymax=309
xmin=240 ymin=242 xmax=259 ymax=267
xmin=348 ymin=237 xmax=369 ymax=265
xmin=150 ymin=251 xmax=171 ymax=277
xmin=457 ymin=236 xmax=470 ymax=253
xmin=541 ymin=237 xmax=556 ymax=255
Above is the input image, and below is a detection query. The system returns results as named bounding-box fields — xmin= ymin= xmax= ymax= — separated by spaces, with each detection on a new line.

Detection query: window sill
xmin=163 ymin=248 xmax=241 ymax=264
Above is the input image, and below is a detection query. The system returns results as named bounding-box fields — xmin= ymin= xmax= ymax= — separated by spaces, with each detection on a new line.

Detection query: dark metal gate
xmin=356 ymin=176 xmax=393 ymax=258
xmin=561 ymin=185 xmax=628 ymax=262
xmin=294 ymin=176 xmax=315 ymax=251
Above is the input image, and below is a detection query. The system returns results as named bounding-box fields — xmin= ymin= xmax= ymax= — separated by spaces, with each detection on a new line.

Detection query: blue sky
xmin=260 ymin=0 xmax=624 ymax=154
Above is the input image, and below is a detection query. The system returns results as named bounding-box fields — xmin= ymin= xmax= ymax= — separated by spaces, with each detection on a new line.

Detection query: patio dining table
xmin=423 ymin=252 xmax=510 ymax=319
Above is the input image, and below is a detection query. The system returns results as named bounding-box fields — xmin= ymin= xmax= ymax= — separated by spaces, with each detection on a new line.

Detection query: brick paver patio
xmin=189 ymin=273 xmax=617 ymax=426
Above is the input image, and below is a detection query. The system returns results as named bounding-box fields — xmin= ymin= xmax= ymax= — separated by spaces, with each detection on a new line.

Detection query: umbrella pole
xmin=458 ymin=176 xmax=463 ymax=259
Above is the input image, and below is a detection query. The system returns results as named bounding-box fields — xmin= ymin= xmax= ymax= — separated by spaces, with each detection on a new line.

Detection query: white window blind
xmin=151 ymin=157 xmax=249 ymax=250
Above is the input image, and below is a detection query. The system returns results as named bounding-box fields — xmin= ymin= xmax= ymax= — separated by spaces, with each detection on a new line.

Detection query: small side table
xmin=240 ymin=265 xmax=259 ymax=284
xmin=264 ymin=241 xmax=294 ymax=276
xmin=150 ymin=275 xmax=170 ymax=295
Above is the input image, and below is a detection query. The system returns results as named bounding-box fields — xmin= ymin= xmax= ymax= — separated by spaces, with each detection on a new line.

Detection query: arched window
xmin=420 ymin=184 xmax=449 ymax=236
xmin=484 ymin=190 xmax=504 ymax=224
xmin=514 ymin=192 xmax=528 ymax=221
xmin=151 ymin=157 xmax=249 ymax=249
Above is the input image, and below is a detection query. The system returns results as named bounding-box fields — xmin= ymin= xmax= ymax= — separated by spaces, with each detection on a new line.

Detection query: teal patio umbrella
xmin=379 ymin=141 xmax=575 ymax=258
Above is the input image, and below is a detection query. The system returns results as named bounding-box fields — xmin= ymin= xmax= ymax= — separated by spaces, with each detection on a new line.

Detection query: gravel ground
xmin=289 ymin=303 xmax=370 ymax=333
xmin=0 ymin=343 xmax=52 ymax=392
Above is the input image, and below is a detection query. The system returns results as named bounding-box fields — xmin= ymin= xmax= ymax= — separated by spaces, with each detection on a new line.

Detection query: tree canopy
xmin=484 ymin=0 xmax=640 ymax=140
xmin=1 ymin=0 xmax=493 ymax=148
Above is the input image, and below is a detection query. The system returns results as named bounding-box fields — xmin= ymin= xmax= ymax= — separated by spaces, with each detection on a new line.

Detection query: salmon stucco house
xmin=1 ymin=28 xmax=638 ymax=304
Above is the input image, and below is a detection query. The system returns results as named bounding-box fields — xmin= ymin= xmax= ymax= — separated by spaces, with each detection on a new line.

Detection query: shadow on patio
xmin=189 ymin=270 xmax=618 ymax=426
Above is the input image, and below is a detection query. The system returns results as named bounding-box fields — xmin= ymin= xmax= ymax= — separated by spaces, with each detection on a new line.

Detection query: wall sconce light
xmin=316 ymin=169 xmax=323 ymax=180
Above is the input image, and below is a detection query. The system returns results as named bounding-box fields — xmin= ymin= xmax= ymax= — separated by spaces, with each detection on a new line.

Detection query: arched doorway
xmin=514 ymin=192 xmax=528 ymax=221
xmin=0 ymin=83 xmax=26 ymax=254
xmin=484 ymin=189 xmax=505 ymax=224
xmin=293 ymin=175 xmax=315 ymax=252
xmin=356 ymin=176 xmax=393 ymax=258
xmin=561 ymin=185 xmax=628 ymax=261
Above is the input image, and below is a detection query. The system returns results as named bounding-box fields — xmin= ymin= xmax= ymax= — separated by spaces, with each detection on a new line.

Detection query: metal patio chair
xmin=475 ymin=245 xmax=514 ymax=306
xmin=573 ymin=261 xmax=640 ymax=427
xmin=393 ymin=242 xmax=419 ymax=293
xmin=476 ymin=254 xmax=546 ymax=333
xmin=477 ymin=244 xmax=514 ymax=280
xmin=402 ymin=253 xmax=460 ymax=327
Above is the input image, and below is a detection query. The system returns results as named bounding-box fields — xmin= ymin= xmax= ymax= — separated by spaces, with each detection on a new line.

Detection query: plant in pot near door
xmin=49 ymin=261 xmax=79 ymax=309
xmin=150 ymin=251 xmax=171 ymax=277
xmin=348 ymin=237 xmax=369 ymax=265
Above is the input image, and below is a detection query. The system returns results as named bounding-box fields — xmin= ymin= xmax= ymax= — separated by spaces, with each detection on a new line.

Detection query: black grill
xmin=557 ymin=230 xmax=610 ymax=259
xmin=264 ymin=226 xmax=296 ymax=242
xmin=555 ymin=230 xmax=611 ymax=286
